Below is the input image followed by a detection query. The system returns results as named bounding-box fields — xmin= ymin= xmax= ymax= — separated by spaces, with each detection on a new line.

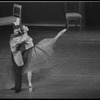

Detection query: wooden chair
xmin=0 ymin=4 xmax=22 ymax=26
xmin=13 ymin=4 xmax=22 ymax=23
xmin=65 ymin=2 xmax=82 ymax=30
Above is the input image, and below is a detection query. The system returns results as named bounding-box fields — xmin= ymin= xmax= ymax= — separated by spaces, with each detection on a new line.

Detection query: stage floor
xmin=0 ymin=27 xmax=100 ymax=98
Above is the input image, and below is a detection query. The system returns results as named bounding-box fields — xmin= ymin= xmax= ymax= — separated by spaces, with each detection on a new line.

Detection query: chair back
xmin=65 ymin=2 xmax=81 ymax=14
xmin=13 ymin=4 xmax=22 ymax=23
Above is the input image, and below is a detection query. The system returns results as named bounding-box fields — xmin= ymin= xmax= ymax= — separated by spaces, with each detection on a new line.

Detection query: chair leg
xmin=80 ymin=18 xmax=82 ymax=30
xmin=67 ymin=19 xmax=69 ymax=30
xmin=65 ymin=19 xmax=67 ymax=29
xmin=76 ymin=23 xmax=77 ymax=29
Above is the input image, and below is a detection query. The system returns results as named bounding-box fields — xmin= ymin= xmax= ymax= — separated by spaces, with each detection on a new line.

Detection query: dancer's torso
xmin=10 ymin=33 xmax=34 ymax=53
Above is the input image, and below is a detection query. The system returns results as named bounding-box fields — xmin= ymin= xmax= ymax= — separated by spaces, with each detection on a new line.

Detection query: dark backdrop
xmin=0 ymin=2 xmax=86 ymax=26
xmin=85 ymin=2 xmax=100 ymax=28
xmin=0 ymin=2 xmax=65 ymax=25
xmin=1 ymin=2 xmax=100 ymax=29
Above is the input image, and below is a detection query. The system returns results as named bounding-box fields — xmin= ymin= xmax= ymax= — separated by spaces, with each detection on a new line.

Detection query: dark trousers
xmin=11 ymin=53 xmax=23 ymax=90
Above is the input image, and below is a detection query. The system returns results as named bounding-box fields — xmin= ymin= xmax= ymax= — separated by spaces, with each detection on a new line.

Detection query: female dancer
xmin=22 ymin=28 xmax=67 ymax=92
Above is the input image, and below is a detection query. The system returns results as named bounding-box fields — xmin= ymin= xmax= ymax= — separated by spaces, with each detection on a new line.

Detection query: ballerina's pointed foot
xmin=62 ymin=29 xmax=67 ymax=33
xmin=29 ymin=87 xmax=33 ymax=92
xmin=59 ymin=29 xmax=67 ymax=35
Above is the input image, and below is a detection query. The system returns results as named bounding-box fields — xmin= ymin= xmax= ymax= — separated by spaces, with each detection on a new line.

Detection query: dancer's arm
xmin=21 ymin=32 xmax=34 ymax=49
xmin=21 ymin=33 xmax=32 ymax=43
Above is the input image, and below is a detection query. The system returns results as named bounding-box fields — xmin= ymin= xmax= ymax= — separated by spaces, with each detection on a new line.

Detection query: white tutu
xmin=23 ymin=29 xmax=66 ymax=73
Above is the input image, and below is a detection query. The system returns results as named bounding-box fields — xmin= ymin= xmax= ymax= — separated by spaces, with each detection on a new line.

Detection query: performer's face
xmin=22 ymin=25 xmax=29 ymax=32
xmin=14 ymin=29 xmax=19 ymax=35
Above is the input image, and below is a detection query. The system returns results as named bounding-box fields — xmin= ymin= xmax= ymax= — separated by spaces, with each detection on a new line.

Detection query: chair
xmin=65 ymin=2 xmax=82 ymax=30
xmin=13 ymin=4 xmax=22 ymax=23
xmin=0 ymin=4 xmax=22 ymax=26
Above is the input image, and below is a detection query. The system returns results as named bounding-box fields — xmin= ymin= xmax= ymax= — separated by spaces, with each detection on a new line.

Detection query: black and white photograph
xmin=0 ymin=0 xmax=100 ymax=99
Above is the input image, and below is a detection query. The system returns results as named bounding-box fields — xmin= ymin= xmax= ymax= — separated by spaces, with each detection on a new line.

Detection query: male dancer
xmin=10 ymin=18 xmax=34 ymax=93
